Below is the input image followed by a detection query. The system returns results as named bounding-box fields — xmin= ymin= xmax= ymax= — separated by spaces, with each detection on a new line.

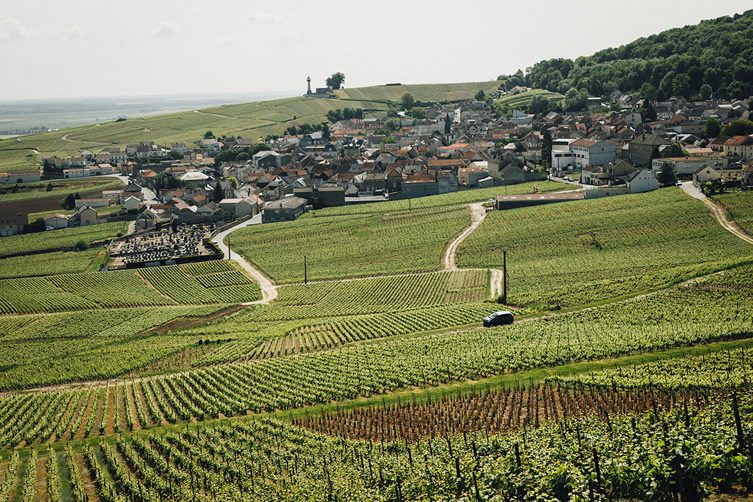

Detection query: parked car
xmin=483 ymin=310 xmax=514 ymax=327
xmin=676 ymin=180 xmax=684 ymax=186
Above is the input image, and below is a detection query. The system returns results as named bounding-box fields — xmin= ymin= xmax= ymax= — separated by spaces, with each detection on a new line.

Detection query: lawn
xmin=457 ymin=188 xmax=753 ymax=309
xmin=231 ymin=207 xmax=470 ymax=283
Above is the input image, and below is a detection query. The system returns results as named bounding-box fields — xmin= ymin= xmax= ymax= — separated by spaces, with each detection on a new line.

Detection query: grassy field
xmin=457 ymin=188 xmax=753 ymax=309
xmin=0 ymin=81 xmax=504 ymax=174
xmin=715 ymin=191 xmax=753 ymax=234
xmin=231 ymin=207 xmax=470 ymax=283
xmin=334 ymin=81 xmax=500 ymax=103
xmin=495 ymin=88 xmax=565 ymax=109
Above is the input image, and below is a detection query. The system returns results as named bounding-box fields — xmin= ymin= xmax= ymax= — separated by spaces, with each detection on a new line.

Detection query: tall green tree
xmin=326 ymin=72 xmax=345 ymax=90
xmin=401 ymin=93 xmax=416 ymax=110
xmin=705 ymin=118 xmax=721 ymax=138
xmin=541 ymin=130 xmax=553 ymax=169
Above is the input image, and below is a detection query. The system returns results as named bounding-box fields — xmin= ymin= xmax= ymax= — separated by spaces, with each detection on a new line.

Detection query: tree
xmin=61 ymin=193 xmax=76 ymax=210
xmin=203 ymin=130 xmax=215 ymax=139
xmin=672 ymin=74 xmax=691 ymax=97
xmin=401 ymin=93 xmax=415 ymax=110
xmin=541 ymin=130 xmax=553 ymax=169
xmin=474 ymin=89 xmax=486 ymax=101
xmin=169 ymin=150 xmax=184 ymax=160
xmin=661 ymin=143 xmax=685 ymax=158
xmin=235 ymin=152 xmax=250 ymax=161
xmin=326 ymin=72 xmax=345 ymax=90
xmin=321 ymin=123 xmax=331 ymax=141
xmin=657 ymin=162 xmax=677 ymax=185
xmin=46 ymin=183 xmax=53 ymax=192
xmin=74 ymin=240 xmax=89 ymax=251
xmin=721 ymin=119 xmax=753 ymax=137
xmin=699 ymin=83 xmax=713 ymax=100
xmin=705 ymin=118 xmax=721 ymax=138
xmin=155 ymin=172 xmax=181 ymax=191
xmin=212 ymin=182 xmax=225 ymax=203
xmin=643 ymin=100 xmax=657 ymax=122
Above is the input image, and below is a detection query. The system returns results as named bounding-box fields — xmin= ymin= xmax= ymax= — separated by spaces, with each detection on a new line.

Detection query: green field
xmin=715 ymin=191 xmax=753 ymax=234
xmin=334 ymin=81 xmax=500 ymax=103
xmin=0 ymin=260 xmax=261 ymax=314
xmin=457 ymin=188 xmax=753 ymax=309
xmin=0 ymin=221 xmax=127 ymax=257
xmin=495 ymin=88 xmax=565 ymax=109
xmin=232 ymin=207 xmax=470 ymax=283
xmin=0 ymin=249 xmax=105 ymax=278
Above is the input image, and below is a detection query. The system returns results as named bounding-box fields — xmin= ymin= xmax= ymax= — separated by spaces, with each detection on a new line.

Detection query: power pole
xmin=502 ymin=250 xmax=508 ymax=304
xmin=304 ymin=255 xmax=308 ymax=284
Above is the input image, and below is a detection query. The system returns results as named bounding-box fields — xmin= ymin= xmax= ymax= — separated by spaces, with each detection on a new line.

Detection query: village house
xmin=569 ymin=139 xmax=616 ymax=168
xmin=262 ymin=196 xmax=307 ymax=223
xmin=723 ymin=136 xmax=753 ymax=161
xmin=0 ymin=212 xmax=26 ymax=236
xmin=628 ymin=134 xmax=671 ymax=167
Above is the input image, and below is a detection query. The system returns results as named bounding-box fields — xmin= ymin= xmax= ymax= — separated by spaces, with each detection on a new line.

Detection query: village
xmin=1 ymin=79 xmax=752 ymax=240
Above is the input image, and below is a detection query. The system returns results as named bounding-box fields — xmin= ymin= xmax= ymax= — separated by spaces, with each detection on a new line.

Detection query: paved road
xmin=211 ymin=213 xmax=278 ymax=304
xmin=680 ymin=182 xmax=753 ymax=245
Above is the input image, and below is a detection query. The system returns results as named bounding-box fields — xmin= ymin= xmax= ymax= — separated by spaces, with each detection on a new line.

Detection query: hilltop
xmin=498 ymin=9 xmax=753 ymax=102
xmin=0 ymin=81 xmax=499 ymax=174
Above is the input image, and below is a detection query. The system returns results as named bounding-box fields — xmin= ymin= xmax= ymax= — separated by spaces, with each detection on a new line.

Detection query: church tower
xmin=444 ymin=113 xmax=452 ymax=135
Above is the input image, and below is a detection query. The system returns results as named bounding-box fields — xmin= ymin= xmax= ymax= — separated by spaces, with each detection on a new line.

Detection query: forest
xmin=498 ymin=10 xmax=753 ymax=104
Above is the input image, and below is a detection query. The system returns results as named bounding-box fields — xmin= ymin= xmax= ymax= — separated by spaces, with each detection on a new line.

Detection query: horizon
xmin=1 ymin=0 xmax=751 ymax=101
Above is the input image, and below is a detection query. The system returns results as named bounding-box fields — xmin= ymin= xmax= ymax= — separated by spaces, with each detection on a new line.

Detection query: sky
xmin=0 ymin=0 xmax=751 ymax=101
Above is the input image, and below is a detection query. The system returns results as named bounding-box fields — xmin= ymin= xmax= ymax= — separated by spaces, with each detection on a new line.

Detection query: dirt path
xmin=442 ymin=203 xmax=504 ymax=300
xmin=60 ymin=133 xmax=108 ymax=146
xmin=211 ymin=214 xmax=278 ymax=304
xmin=193 ymin=109 xmax=232 ymax=119
xmin=681 ymin=182 xmax=753 ymax=245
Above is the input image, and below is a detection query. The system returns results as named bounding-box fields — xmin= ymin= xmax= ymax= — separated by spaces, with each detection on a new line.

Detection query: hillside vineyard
xmin=2 ymin=6 xmax=753 ymax=500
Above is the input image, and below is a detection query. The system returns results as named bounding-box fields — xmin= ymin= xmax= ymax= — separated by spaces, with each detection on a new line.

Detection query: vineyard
xmin=715 ymin=191 xmax=753 ymax=235
xmin=0 ymin=391 xmax=750 ymax=500
xmin=0 ymin=248 xmax=104 ymax=278
xmin=457 ymin=188 xmax=753 ymax=309
xmin=0 ymin=305 xmax=229 ymax=389
xmin=230 ymin=207 xmax=470 ymax=283
xmin=0 ymin=260 xmax=260 ymax=314
xmin=0 ymin=266 xmax=751 ymax=445
xmin=295 ymin=382 xmax=705 ymax=443
xmin=0 ymin=221 xmax=127 ymax=258
xmin=552 ymin=347 xmax=753 ymax=390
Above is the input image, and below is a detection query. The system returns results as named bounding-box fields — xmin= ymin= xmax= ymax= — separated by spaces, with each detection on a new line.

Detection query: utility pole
xmin=502 ymin=249 xmax=508 ymax=304
xmin=304 ymin=255 xmax=308 ymax=284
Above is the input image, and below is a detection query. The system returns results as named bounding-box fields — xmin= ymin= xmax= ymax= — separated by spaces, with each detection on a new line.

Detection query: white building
xmin=569 ymin=139 xmax=616 ymax=169
xmin=551 ymin=139 xmax=576 ymax=170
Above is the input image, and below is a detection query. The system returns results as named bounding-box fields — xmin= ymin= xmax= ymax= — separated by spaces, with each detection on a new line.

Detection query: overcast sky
xmin=0 ymin=0 xmax=750 ymax=101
